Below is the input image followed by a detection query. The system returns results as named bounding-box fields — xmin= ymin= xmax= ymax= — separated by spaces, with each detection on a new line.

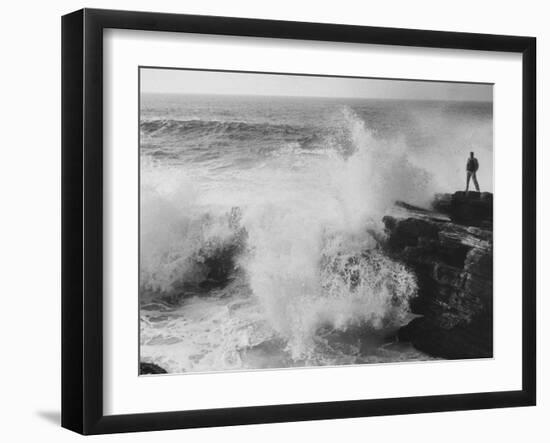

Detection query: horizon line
xmin=139 ymin=91 xmax=493 ymax=103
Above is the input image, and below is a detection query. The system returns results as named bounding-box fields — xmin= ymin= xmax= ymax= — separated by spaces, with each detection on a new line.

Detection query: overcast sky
xmin=140 ymin=68 xmax=492 ymax=102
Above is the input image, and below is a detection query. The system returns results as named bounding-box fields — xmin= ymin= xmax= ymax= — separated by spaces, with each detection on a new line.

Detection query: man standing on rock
xmin=466 ymin=151 xmax=480 ymax=192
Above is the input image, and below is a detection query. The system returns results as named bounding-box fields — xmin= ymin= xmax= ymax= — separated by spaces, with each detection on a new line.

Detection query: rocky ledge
xmin=382 ymin=191 xmax=493 ymax=359
xmin=433 ymin=191 xmax=493 ymax=228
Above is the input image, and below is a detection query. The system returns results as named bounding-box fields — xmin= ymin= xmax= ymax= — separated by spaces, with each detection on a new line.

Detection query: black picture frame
xmin=62 ymin=8 xmax=536 ymax=435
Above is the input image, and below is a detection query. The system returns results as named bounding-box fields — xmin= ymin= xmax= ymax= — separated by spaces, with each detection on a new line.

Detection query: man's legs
xmin=466 ymin=171 xmax=472 ymax=191
xmin=472 ymin=172 xmax=480 ymax=191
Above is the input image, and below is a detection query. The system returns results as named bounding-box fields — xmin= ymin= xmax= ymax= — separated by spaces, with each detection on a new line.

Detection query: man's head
xmin=470 ymin=151 xmax=475 ymax=158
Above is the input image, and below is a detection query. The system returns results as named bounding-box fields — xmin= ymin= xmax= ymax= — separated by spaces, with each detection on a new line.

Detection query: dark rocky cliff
xmin=382 ymin=191 xmax=493 ymax=359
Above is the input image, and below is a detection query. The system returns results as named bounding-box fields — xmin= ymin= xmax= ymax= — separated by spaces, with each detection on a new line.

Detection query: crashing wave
xmin=140 ymin=106 xmax=436 ymax=364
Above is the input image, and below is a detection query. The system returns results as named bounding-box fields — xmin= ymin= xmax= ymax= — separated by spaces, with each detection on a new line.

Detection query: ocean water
xmin=139 ymin=93 xmax=493 ymax=374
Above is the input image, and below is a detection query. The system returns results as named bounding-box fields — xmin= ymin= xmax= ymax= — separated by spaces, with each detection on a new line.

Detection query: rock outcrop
xmin=382 ymin=191 xmax=493 ymax=359
xmin=140 ymin=362 xmax=167 ymax=374
xmin=433 ymin=191 xmax=493 ymax=228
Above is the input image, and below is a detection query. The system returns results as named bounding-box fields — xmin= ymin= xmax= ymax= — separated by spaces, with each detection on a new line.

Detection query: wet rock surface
xmin=383 ymin=191 xmax=493 ymax=359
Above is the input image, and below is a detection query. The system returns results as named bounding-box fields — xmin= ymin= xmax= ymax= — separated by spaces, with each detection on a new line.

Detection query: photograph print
xmin=139 ymin=68 xmax=493 ymax=375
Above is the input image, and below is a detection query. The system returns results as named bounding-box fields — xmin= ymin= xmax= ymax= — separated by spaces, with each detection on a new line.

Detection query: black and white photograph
xmin=139 ymin=68 xmax=494 ymax=375
xmin=0 ymin=0 xmax=544 ymax=439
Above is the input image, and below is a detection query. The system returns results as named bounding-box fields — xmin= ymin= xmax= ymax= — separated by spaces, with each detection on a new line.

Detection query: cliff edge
xmin=382 ymin=191 xmax=493 ymax=359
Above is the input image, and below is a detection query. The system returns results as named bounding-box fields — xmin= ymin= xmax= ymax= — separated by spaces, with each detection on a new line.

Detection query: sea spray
xmin=241 ymin=107 xmax=422 ymax=359
xmin=140 ymin=158 xmax=246 ymax=293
